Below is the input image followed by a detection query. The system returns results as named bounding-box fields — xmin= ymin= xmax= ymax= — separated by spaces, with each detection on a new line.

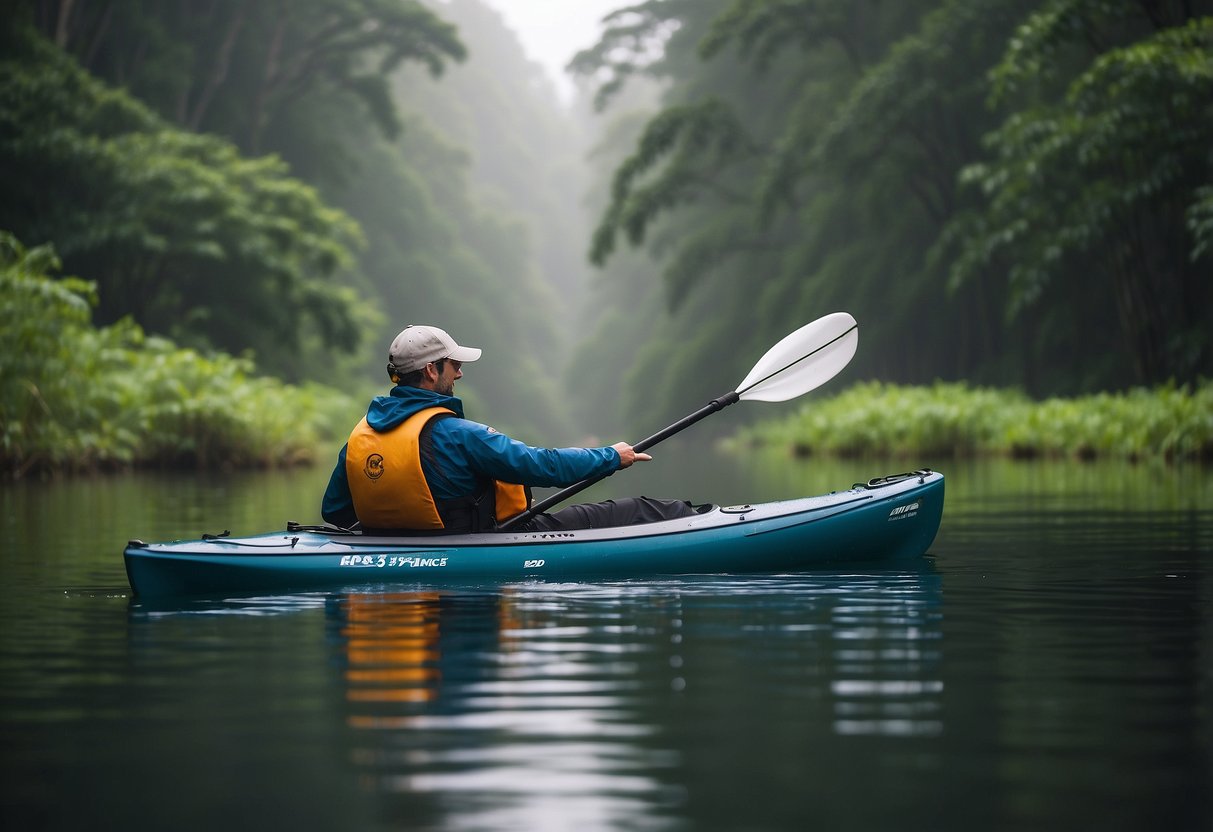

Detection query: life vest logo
xmin=364 ymin=454 xmax=385 ymax=480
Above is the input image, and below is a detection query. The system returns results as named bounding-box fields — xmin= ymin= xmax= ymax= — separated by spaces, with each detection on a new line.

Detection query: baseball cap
xmin=387 ymin=325 xmax=482 ymax=375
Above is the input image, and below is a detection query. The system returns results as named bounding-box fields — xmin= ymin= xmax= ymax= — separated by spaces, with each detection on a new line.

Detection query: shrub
xmin=0 ymin=232 xmax=356 ymax=476
xmin=730 ymin=380 xmax=1212 ymax=463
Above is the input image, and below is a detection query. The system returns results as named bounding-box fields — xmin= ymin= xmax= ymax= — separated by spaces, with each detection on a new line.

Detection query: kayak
xmin=123 ymin=469 xmax=943 ymax=598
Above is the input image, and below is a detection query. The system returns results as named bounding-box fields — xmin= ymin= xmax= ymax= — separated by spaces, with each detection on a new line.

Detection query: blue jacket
xmin=321 ymin=386 xmax=620 ymax=528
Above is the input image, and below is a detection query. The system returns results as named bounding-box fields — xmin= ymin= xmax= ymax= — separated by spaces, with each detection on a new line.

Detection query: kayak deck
xmin=124 ymin=469 xmax=944 ymax=598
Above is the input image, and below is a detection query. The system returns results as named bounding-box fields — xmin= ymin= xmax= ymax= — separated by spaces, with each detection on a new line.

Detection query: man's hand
xmin=612 ymin=442 xmax=652 ymax=468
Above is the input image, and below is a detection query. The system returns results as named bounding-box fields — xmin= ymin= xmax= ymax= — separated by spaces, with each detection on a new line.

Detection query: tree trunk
xmin=186 ymin=5 xmax=248 ymax=131
xmin=1110 ymin=247 xmax=1166 ymax=385
xmin=248 ymin=14 xmax=285 ymax=154
xmin=54 ymin=0 xmax=75 ymax=47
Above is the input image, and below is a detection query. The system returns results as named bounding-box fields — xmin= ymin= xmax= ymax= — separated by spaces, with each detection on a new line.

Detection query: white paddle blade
xmin=735 ymin=312 xmax=858 ymax=402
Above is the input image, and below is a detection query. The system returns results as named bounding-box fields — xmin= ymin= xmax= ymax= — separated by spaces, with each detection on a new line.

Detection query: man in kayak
xmin=322 ymin=325 xmax=695 ymax=533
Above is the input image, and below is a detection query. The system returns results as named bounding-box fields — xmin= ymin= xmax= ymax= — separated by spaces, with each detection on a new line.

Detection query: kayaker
xmin=321 ymin=324 xmax=696 ymax=533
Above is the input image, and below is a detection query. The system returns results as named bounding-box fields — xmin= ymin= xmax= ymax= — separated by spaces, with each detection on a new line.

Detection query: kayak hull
xmin=124 ymin=470 xmax=944 ymax=598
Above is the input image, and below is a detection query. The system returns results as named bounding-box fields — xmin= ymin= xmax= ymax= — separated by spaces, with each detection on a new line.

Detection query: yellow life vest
xmin=345 ymin=406 xmax=529 ymax=531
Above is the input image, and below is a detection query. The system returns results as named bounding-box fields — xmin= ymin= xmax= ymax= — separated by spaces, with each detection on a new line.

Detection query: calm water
xmin=2 ymin=450 xmax=1210 ymax=831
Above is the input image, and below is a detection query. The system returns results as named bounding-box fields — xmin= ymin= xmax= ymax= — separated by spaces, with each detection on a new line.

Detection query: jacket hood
xmin=366 ymin=386 xmax=465 ymax=431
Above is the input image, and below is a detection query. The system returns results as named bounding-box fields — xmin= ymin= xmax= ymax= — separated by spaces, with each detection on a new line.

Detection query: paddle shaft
xmin=498 ymin=390 xmax=741 ymax=531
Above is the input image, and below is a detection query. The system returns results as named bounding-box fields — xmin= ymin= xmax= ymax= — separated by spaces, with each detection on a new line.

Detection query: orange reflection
xmin=342 ymin=592 xmax=442 ymax=714
xmin=497 ymin=586 xmax=523 ymax=651
xmin=340 ymin=590 xmax=527 ymax=729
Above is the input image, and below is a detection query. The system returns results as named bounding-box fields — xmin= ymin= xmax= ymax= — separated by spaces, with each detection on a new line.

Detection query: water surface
xmin=2 ymin=454 xmax=1210 ymax=830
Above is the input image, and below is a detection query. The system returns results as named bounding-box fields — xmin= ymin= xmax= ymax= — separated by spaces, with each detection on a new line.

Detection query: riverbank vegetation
xmin=3 ymin=1 xmax=1210 ymax=465
xmin=1 ymin=234 xmax=357 ymax=477
xmin=566 ymin=0 xmax=1213 ymax=439
xmin=729 ymin=382 xmax=1213 ymax=463
xmin=2 ymin=4 xmax=594 ymax=440
xmin=0 ymin=19 xmax=370 ymax=382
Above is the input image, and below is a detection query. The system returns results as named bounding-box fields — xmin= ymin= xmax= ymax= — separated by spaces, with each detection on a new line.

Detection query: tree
xmin=25 ymin=0 xmax=466 ymax=157
xmin=0 ymin=22 xmax=367 ymax=377
xmin=17 ymin=1 xmax=604 ymax=435
xmin=571 ymin=0 xmax=965 ymax=428
xmin=574 ymin=0 xmax=1212 ymax=422
xmin=946 ymin=1 xmax=1213 ymax=384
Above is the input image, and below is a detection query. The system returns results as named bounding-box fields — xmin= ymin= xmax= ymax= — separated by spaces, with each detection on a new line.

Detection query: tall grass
xmin=1 ymin=233 xmax=358 ymax=476
xmin=729 ymin=381 xmax=1213 ymax=463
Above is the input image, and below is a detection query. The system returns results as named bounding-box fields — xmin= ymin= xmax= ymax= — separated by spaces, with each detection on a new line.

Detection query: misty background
xmin=2 ymin=0 xmax=1210 ymax=456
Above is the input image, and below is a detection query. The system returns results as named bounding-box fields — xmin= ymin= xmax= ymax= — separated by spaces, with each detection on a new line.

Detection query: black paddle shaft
xmin=498 ymin=390 xmax=742 ymax=531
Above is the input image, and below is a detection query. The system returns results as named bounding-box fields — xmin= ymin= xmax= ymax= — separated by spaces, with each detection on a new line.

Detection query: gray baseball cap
xmin=387 ymin=325 xmax=482 ymax=375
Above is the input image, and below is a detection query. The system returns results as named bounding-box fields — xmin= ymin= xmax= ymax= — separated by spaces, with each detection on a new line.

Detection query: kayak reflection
xmin=125 ymin=565 xmax=944 ymax=829
xmin=320 ymin=567 xmax=944 ymax=828
xmin=324 ymin=587 xmax=690 ymax=827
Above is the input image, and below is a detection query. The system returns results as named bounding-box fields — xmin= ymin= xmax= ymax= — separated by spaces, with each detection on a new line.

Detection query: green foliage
xmin=568 ymin=1 xmax=692 ymax=112
xmin=570 ymin=0 xmax=982 ymax=434
xmin=8 ymin=1 xmax=604 ymax=443
xmin=731 ymin=380 xmax=1213 ymax=462
xmin=27 ymin=0 xmax=466 ymax=155
xmin=700 ymin=0 xmax=856 ymax=66
xmin=572 ymin=0 xmax=1213 ymax=438
xmin=1191 ymin=185 xmax=1213 ymax=259
xmin=0 ymin=233 xmax=357 ymax=476
xmin=947 ymin=12 xmax=1213 ymax=382
xmin=0 ymin=23 xmax=370 ymax=378
xmin=590 ymin=97 xmax=761 ymax=269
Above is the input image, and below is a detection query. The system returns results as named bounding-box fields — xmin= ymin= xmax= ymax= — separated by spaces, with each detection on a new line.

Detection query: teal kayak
xmin=123 ymin=469 xmax=943 ymax=598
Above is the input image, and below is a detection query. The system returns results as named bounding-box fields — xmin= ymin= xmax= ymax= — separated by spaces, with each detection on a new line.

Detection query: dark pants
xmin=521 ymin=496 xmax=696 ymax=532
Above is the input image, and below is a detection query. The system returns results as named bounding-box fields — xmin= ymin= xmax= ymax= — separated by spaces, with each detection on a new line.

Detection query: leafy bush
xmin=730 ymin=380 xmax=1213 ymax=463
xmin=1 ymin=232 xmax=357 ymax=476
xmin=0 ymin=24 xmax=368 ymax=377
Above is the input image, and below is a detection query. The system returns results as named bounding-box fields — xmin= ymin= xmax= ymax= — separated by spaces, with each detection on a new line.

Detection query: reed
xmin=729 ymin=381 xmax=1213 ymax=463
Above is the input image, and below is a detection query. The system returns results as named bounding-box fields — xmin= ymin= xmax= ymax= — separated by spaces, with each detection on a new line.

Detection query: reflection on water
xmin=328 ymin=588 xmax=684 ymax=829
xmin=340 ymin=593 xmax=443 ymax=708
xmin=2 ymin=456 xmax=1210 ymax=831
xmin=827 ymin=577 xmax=943 ymax=738
xmin=300 ymin=568 xmax=943 ymax=830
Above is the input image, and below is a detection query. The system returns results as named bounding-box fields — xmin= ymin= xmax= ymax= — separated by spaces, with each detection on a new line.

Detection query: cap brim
xmin=449 ymin=345 xmax=481 ymax=363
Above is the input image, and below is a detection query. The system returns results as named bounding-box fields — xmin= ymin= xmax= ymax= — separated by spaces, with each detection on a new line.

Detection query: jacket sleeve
xmin=321 ymin=444 xmax=360 ymax=528
xmin=446 ymin=420 xmax=620 ymax=487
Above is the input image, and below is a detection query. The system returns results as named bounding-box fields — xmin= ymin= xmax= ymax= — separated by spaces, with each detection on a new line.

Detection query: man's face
xmin=434 ymin=359 xmax=463 ymax=396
